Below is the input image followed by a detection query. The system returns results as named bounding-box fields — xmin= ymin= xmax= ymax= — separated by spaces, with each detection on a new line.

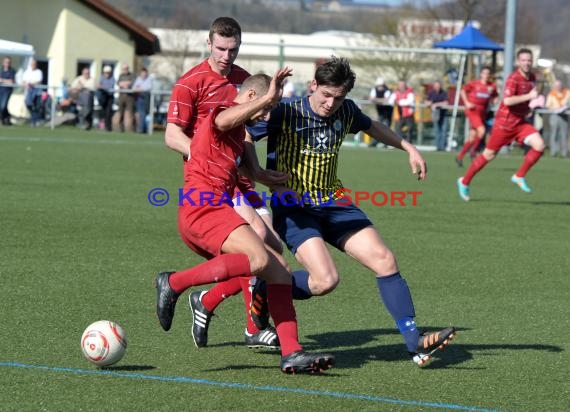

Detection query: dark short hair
xmin=481 ymin=66 xmax=492 ymax=72
xmin=517 ymin=48 xmax=533 ymax=58
xmin=314 ymin=56 xmax=355 ymax=93
xmin=209 ymin=17 xmax=242 ymax=42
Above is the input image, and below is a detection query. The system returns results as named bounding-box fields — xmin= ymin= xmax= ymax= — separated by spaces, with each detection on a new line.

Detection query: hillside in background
xmin=106 ymin=0 xmax=569 ymax=63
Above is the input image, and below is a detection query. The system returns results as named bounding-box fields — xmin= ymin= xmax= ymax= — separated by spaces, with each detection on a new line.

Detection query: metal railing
xmin=354 ymin=98 xmax=569 ymax=149
xmin=3 ymin=84 xmax=569 ymax=147
xmin=2 ymin=84 xmax=172 ymax=135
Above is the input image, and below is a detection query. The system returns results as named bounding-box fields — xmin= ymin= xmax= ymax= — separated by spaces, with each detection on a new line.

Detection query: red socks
xmin=457 ymin=140 xmax=473 ymax=161
xmin=516 ymin=149 xmax=543 ymax=177
xmin=469 ymin=137 xmax=482 ymax=157
xmin=462 ymin=154 xmax=488 ymax=185
xmin=201 ymin=277 xmax=243 ymax=313
xmin=169 ymin=253 xmax=251 ymax=294
xmin=462 ymin=149 xmax=543 ymax=186
xmin=267 ymin=283 xmax=302 ymax=356
xmin=199 ymin=277 xmax=258 ymax=333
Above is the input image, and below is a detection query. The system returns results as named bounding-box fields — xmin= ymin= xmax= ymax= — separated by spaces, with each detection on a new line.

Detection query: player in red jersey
xmin=457 ymin=48 xmax=546 ymax=201
xmin=164 ymin=17 xmax=282 ymax=348
xmin=456 ymin=66 xmax=498 ymax=166
xmin=156 ymin=68 xmax=335 ymax=374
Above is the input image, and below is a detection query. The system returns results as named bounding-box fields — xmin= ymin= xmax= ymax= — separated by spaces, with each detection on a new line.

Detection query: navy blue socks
xmin=291 ymin=270 xmax=312 ymax=300
xmin=377 ymin=272 xmax=419 ymax=352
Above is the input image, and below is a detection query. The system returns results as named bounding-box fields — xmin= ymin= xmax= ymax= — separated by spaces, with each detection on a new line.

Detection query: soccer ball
xmin=81 ymin=320 xmax=127 ymax=367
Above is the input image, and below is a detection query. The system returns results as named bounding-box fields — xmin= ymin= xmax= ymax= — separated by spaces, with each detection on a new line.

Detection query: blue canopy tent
xmin=433 ymin=23 xmax=503 ymax=150
xmin=434 ymin=23 xmax=503 ymax=51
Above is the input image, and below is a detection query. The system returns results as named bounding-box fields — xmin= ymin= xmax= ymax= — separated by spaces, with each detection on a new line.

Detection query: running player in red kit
xmin=156 ymin=68 xmax=335 ymax=374
xmin=457 ymin=48 xmax=546 ymax=201
xmin=455 ymin=66 xmax=498 ymax=166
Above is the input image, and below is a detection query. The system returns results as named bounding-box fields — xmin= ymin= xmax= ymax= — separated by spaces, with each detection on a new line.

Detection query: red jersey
xmin=463 ymin=79 xmax=498 ymax=110
xmin=182 ymin=104 xmax=244 ymax=203
xmin=494 ymin=70 xmax=536 ymax=127
xmin=393 ymin=88 xmax=414 ymax=118
xmin=167 ymin=59 xmax=255 ymax=196
xmin=167 ymin=59 xmax=250 ymax=138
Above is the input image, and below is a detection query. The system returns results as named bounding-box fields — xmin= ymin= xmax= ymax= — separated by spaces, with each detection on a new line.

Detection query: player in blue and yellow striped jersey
xmin=247 ymin=57 xmax=457 ymax=366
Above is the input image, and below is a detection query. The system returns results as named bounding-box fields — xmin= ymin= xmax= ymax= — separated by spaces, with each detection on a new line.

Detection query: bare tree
xmin=350 ymin=8 xmax=443 ymax=86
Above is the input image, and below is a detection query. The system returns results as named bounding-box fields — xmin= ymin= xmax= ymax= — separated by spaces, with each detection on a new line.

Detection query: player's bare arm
xmin=365 ymin=120 xmax=427 ymax=180
xmin=238 ymin=148 xmax=288 ymax=188
xmin=241 ymin=133 xmax=262 ymax=175
xmin=215 ymin=67 xmax=293 ymax=131
xmin=503 ymin=87 xmax=538 ymax=106
xmin=239 ymin=142 xmax=289 ymax=187
xmin=165 ymin=123 xmax=192 ymax=157
xmin=460 ymin=89 xmax=475 ymax=109
xmin=239 ymin=133 xmax=289 ymax=187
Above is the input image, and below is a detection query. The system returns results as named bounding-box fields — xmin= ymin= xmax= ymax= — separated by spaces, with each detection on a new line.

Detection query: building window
xmin=101 ymin=60 xmax=117 ymax=76
xmin=35 ymin=58 xmax=49 ymax=86
xmin=76 ymin=60 xmax=93 ymax=76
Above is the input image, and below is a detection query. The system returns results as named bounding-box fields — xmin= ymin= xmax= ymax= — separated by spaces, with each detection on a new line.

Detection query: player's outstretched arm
xmin=404 ymin=141 xmax=428 ymax=181
xmin=364 ymin=119 xmax=405 ymax=148
xmin=365 ymin=120 xmax=427 ymax=181
xmin=503 ymin=87 xmax=538 ymax=106
xmin=215 ymin=67 xmax=293 ymax=131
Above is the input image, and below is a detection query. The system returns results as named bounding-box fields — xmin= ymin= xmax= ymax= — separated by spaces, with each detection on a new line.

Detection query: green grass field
xmin=1 ymin=126 xmax=568 ymax=411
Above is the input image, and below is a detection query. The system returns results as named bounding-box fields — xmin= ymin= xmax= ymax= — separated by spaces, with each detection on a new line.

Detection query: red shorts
xmin=178 ymin=202 xmax=247 ymax=260
xmin=465 ymin=108 xmax=486 ymax=130
xmin=486 ymin=121 xmax=538 ymax=152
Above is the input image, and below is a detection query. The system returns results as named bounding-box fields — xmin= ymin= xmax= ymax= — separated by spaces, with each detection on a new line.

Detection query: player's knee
xmin=483 ymin=149 xmax=496 ymax=160
xmin=310 ymin=272 xmax=339 ymax=295
xmin=248 ymin=251 xmax=270 ymax=275
xmin=534 ymin=140 xmax=546 ymax=152
xmin=376 ymin=248 xmax=398 ymax=273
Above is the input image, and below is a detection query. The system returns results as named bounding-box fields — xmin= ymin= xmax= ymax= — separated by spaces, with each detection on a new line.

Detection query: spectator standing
xmin=425 ymin=80 xmax=449 ymax=151
xmin=368 ymin=77 xmax=393 ymax=147
xmin=0 ymin=56 xmax=16 ymax=125
xmin=115 ymin=63 xmax=135 ymax=132
xmin=390 ymin=80 xmax=415 ymax=142
xmin=545 ymin=80 xmax=569 ymax=158
xmin=22 ymin=58 xmax=43 ymax=126
xmin=282 ymin=78 xmax=296 ymax=98
xmin=132 ymin=67 xmax=153 ymax=133
xmin=97 ymin=65 xmax=116 ymax=132
xmin=70 ymin=67 xmax=96 ymax=130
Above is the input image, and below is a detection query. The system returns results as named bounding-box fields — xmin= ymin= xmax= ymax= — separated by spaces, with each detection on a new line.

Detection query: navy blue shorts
xmin=272 ymin=202 xmax=373 ymax=254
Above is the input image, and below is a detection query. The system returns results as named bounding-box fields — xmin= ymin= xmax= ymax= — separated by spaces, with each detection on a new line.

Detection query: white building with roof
xmin=149 ymin=28 xmax=442 ymax=98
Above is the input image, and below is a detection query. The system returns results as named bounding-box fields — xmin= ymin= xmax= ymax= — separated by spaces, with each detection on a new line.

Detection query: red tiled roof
xmin=80 ymin=0 xmax=160 ymax=55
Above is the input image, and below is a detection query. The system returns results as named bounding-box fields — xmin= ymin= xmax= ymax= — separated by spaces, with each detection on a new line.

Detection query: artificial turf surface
xmin=1 ymin=126 xmax=568 ymax=411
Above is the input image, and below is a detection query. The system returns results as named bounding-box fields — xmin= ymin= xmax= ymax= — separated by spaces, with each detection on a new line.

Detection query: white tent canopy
xmin=0 ymin=39 xmax=35 ymax=57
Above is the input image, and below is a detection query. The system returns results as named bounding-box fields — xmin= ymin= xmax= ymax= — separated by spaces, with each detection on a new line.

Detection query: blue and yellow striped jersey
xmin=248 ymin=96 xmax=371 ymax=204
